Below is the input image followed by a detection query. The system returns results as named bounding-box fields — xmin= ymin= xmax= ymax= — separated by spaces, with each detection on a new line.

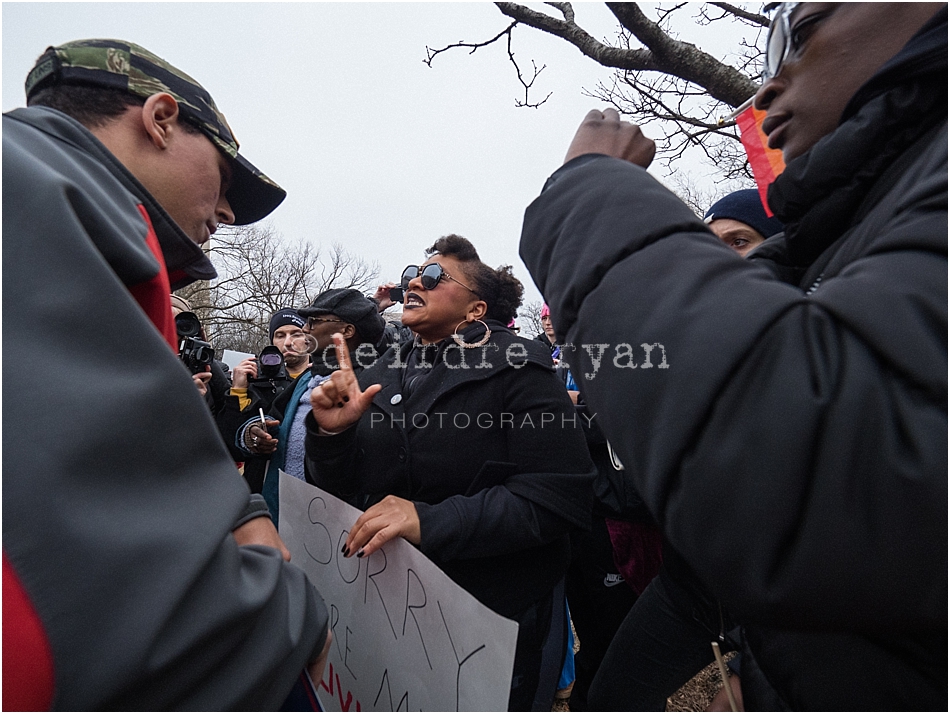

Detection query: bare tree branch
xmin=424 ymin=21 xmax=517 ymax=66
xmin=545 ymin=2 xmax=574 ymax=24
xmin=518 ymin=299 xmax=545 ymax=338
xmin=426 ymin=2 xmax=767 ymax=179
xmin=656 ymin=2 xmax=689 ymax=25
xmin=605 ymin=3 xmax=757 ymax=106
xmin=708 ymin=2 xmax=769 ymax=26
xmin=495 ymin=2 xmax=660 ymax=71
xmin=508 ymin=31 xmax=552 ymax=108
xmin=178 ymin=226 xmax=379 ymax=353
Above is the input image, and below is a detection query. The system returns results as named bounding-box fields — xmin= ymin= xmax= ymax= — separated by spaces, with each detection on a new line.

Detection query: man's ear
xmin=340 ymin=323 xmax=357 ymax=340
xmin=140 ymin=93 xmax=181 ymax=150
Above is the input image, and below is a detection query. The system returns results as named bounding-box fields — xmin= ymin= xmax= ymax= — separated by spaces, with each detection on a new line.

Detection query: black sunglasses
xmin=401 ymin=263 xmax=480 ymax=297
xmin=306 ymin=316 xmax=344 ymax=330
xmin=763 ymin=3 xmax=800 ymax=79
xmin=763 ymin=2 xmax=832 ymax=80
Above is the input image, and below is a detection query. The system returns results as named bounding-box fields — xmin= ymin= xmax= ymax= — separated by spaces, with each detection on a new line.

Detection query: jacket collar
xmin=11 ymin=106 xmax=217 ymax=290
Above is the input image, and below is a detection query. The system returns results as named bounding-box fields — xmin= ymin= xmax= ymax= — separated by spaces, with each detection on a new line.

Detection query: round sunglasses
xmin=762 ymin=2 xmax=832 ymax=80
xmin=400 ymin=263 xmax=480 ymax=297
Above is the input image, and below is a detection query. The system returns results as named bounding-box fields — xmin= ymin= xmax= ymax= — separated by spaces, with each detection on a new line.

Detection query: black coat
xmin=306 ymin=324 xmax=596 ymax=618
xmin=519 ymin=11 xmax=947 ymax=710
xmin=215 ymin=364 xmax=299 ymax=492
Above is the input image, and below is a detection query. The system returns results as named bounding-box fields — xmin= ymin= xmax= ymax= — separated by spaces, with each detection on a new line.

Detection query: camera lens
xmin=174 ymin=311 xmax=202 ymax=338
xmin=197 ymin=346 xmax=215 ymax=364
xmin=260 ymin=353 xmax=282 ymax=366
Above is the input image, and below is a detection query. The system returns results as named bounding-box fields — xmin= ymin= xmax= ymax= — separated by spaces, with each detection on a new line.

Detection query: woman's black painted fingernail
xmin=356 ymin=548 xmax=365 ymax=558
xmin=343 ymin=547 xmax=350 ymax=557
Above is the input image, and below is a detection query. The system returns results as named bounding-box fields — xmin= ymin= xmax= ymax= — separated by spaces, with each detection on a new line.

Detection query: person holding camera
xmin=228 ymin=308 xmax=311 ymax=406
xmin=235 ymin=289 xmax=386 ymax=521
xmin=371 ymin=281 xmax=415 ymax=347
xmin=170 ymin=294 xmax=231 ymax=415
xmin=218 ymin=308 xmax=311 ymax=492
xmin=230 ymin=308 xmax=312 ymax=395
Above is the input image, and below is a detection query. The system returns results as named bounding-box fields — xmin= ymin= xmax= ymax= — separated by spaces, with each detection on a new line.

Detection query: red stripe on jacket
xmin=1 ymin=207 xmax=182 ymax=712
xmin=3 ymin=552 xmax=55 ymax=711
xmin=128 ymin=205 xmax=177 ymax=352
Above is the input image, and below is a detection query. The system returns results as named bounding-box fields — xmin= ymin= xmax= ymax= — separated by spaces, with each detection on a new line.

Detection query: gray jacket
xmin=3 ymin=106 xmax=328 ymax=710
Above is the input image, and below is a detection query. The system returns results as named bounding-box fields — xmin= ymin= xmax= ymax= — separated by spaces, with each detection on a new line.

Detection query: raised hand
xmin=231 ymin=357 xmax=258 ymax=389
xmin=310 ymin=333 xmax=382 ymax=434
xmin=372 ymin=282 xmax=399 ymax=312
xmin=564 ymin=108 xmax=657 ymax=168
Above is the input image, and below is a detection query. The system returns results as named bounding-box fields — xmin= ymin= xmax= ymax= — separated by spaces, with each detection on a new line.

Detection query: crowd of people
xmin=4 ymin=3 xmax=946 ymax=711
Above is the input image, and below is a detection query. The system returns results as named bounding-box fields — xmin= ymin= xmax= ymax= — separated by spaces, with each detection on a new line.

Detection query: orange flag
xmin=736 ymin=105 xmax=786 ymax=217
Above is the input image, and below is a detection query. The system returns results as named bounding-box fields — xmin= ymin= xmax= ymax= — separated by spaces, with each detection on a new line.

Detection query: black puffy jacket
xmin=519 ymin=10 xmax=947 ymax=709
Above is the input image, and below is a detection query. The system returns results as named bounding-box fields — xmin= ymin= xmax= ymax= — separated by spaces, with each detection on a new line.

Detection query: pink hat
xmin=540 ymin=303 xmax=551 ymax=318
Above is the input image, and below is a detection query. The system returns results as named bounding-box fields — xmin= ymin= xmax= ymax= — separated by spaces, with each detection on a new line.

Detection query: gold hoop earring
xmin=452 ymin=319 xmax=491 ymax=348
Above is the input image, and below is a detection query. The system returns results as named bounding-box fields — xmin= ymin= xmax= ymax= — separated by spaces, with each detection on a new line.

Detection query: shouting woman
xmin=305 ymin=234 xmax=594 ymax=710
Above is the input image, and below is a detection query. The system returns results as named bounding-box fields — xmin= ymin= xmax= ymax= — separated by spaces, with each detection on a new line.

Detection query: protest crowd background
xmin=3 ymin=3 xmax=946 ymax=712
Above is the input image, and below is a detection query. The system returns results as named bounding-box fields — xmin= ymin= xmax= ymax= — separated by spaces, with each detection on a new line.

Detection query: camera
xmin=175 ymin=311 xmax=215 ymax=374
xmin=388 ymin=286 xmax=404 ymax=303
xmin=248 ymin=345 xmax=288 ymax=390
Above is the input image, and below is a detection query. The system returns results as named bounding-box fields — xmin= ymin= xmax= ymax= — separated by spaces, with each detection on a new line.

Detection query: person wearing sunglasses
xmin=306 ymin=234 xmax=595 ymax=711
xmin=235 ymin=288 xmax=386 ymax=523
xmin=520 ymin=3 xmax=946 ymax=711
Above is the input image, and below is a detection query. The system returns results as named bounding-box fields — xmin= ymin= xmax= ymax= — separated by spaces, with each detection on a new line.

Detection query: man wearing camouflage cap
xmin=3 ymin=40 xmax=330 ymax=710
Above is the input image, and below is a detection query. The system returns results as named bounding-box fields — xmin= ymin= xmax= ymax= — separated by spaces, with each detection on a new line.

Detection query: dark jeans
xmin=588 ymin=562 xmax=736 ymax=710
xmin=565 ymin=516 xmax=639 ymax=710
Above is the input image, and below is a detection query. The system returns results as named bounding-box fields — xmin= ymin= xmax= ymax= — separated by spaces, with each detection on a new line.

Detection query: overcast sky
xmin=3 ymin=2 xmax=757 ymax=323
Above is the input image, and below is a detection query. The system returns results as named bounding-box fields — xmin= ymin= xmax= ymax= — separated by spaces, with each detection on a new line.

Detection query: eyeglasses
xmin=763 ymin=2 xmax=801 ymax=79
xmin=306 ymin=316 xmax=344 ymax=330
xmin=401 ymin=263 xmax=480 ymax=297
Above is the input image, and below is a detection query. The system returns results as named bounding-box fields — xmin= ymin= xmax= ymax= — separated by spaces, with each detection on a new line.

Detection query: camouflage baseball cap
xmin=25 ymin=39 xmax=285 ymax=225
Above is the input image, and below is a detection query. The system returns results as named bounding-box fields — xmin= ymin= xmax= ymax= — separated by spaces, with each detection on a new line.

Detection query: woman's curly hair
xmin=425 ymin=234 xmax=524 ymax=325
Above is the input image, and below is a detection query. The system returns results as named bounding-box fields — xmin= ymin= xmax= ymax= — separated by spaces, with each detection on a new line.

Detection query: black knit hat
xmin=298 ymin=289 xmax=385 ymax=346
xmin=704 ymin=188 xmax=785 ymax=240
xmin=268 ymin=308 xmax=305 ymax=341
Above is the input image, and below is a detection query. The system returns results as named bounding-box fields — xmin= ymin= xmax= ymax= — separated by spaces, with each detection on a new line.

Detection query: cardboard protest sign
xmin=279 ymin=471 xmax=519 ymax=712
